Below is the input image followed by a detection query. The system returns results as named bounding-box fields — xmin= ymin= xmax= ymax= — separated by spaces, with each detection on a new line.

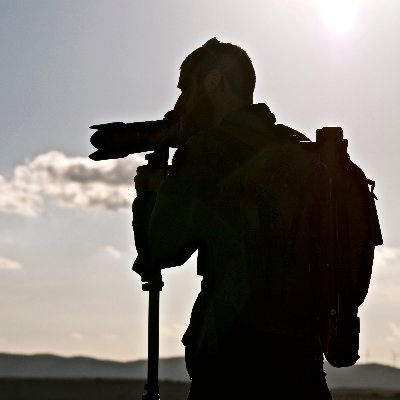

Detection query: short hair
xmin=180 ymin=38 xmax=256 ymax=103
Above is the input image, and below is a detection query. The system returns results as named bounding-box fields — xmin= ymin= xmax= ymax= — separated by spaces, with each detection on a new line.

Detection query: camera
xmin=88 ymin=110 xmax=180 ymax=164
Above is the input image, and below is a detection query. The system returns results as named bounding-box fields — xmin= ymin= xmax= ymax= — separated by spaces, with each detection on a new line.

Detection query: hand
xmin=132 ymin=255 xmax=163 ymax=288
xmin=134 ymin=165 xmax=166 ymax=196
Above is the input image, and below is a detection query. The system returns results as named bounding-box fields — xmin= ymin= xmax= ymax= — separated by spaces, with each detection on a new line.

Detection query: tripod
xmin=141 ymin=274 xmax=164 ymax=400
xmin=139 ymin=146 xmax=170 ymax=400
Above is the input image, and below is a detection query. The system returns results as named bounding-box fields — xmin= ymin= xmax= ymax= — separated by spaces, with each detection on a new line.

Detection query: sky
xmin=0 ymin=0 xmax=399 ymax=367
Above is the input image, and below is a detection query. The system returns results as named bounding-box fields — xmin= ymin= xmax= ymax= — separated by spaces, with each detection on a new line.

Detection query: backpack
xmin=254 ymin=124 xmax=383 ymax=367
xmin=302 ymin=126 xmax=383 ymax=367
xmin=206 ymin=121 xmax=382 ymax=365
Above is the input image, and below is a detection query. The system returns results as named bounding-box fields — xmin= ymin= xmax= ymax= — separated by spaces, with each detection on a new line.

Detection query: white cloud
xmin=0 ymin=257 xmax=22 ymax=270
xmin=0 ymin=151 xmax=146 ymax=217
xmin=0 ymin=175 xmax=42 ymax=217
xmin=374 ymin=246 xmax=400 ymax=267
xmin=104 ymin=245 xmax=122 ymax=260
xmin=367 ymin=246 xmax=400 ymax=303
xmin=372 ymin=283 xmax=400 ymax=303
xmin=71 ymin=332 xmax=83 ymax=341
xmin=385 ymin=336 xmax=397 ymax=344
xmin=388 ymin=322 xmax=400 ymax=339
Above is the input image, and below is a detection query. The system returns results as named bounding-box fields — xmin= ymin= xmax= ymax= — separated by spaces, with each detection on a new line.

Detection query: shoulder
xmin=170 ymin=128 xmax=221 ymax=173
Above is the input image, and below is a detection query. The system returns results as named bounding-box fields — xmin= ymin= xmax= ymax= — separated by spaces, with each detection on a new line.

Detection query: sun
xmin=319 ymin=0 xmax=358 ymax=35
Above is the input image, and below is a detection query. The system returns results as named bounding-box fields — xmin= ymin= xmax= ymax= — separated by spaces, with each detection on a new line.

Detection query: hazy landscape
xmin=1 ymin=353 xmax=400 ymax=399
xmin=2 ymin=378 xmax=400 ymax=400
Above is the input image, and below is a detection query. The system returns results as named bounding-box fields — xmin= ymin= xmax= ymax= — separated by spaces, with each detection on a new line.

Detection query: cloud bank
xmin=0 ymin=257 xmax=22 ymax=270
xmin=0 ymin=151 xmax=146 ymax=216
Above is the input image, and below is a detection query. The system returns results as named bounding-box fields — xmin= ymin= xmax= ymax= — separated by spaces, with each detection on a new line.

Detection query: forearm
xmin=132 ymin=190 xmax=158 ymax=260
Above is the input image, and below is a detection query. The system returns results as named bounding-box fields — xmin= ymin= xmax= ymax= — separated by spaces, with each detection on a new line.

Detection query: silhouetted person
xmin=131 ymin=38 xmax=333 ymax=399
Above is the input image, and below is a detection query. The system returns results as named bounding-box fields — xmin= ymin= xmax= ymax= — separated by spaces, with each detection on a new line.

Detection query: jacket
xmin=132 ymin=103 xmax=327 ymax=351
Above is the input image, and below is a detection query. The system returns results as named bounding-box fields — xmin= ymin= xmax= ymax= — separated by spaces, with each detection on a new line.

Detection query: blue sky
xmin=1 ymin=0 xmax=399 ymax=366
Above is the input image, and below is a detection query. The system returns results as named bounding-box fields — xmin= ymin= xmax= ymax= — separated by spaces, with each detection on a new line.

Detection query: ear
xmin=203 ymin=68 xmax=223 ymax=94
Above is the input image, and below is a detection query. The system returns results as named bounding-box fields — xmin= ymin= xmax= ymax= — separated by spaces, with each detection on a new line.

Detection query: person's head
xmin=181 ymin=38 xmax=256 ymax=104
xmin=174 ymin=38 xmax=256 ymax=141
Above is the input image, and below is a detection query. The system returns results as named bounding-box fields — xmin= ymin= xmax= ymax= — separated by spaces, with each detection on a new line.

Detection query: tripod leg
xmin=142 ymin=276 xmax=163 ymax=400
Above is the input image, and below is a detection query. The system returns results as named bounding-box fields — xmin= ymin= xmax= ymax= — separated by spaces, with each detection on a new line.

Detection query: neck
xmin=213 ymin=96 xmax=248 ymax=126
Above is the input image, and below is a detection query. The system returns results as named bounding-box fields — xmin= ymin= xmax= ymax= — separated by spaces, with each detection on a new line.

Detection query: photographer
xmin=131 ymin=38 xmax=332 ymax=399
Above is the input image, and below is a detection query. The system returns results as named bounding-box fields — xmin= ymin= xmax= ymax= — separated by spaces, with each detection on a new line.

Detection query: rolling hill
xmin=1 ymin=353 xmax=400 ymax=390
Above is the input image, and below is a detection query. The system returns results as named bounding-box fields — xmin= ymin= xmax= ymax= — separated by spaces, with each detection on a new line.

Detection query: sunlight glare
xmin=319 ymin=0 xmax=358 ymax=35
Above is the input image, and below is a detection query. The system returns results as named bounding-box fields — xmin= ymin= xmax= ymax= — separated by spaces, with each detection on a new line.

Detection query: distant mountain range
xmin=1 ymin=353 xmax=400 ymax=390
